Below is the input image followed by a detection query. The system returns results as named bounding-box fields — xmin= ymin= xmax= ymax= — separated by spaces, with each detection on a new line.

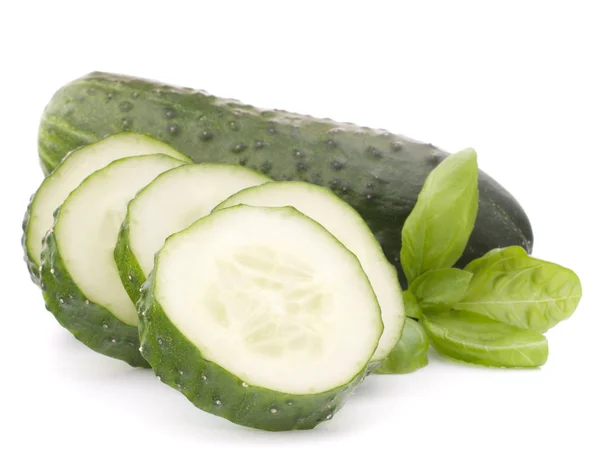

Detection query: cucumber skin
xmin=40 ymin=216 xmax=149 ymax=368
xmin=114 ymin=217 xmax=146 ymax=306
xmin=22 ymin=196 xmax=41 ymax=286
xmin=138 ymin=270 xmax=361 ymax=431
xmin=39 ymin=72 xmax=534 ymax=285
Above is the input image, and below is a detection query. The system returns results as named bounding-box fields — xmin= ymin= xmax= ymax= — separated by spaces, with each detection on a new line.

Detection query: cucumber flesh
xmin=139 ymin=205 xmax=383 ymax=429
xmin=215 ymin=181 xmax=404 ymax=363
xmin=115 ymin=164 xmax=270 ymax=304
xmin=24 ymin=132 xmax=191 ymax=284
xmin=41 ymin=155 xmax=186 ymax=365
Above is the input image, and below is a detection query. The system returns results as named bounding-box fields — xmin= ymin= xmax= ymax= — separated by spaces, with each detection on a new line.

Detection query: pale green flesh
xmin=215 ymin=182 xmax=404 ymax=362
xmin=27 ymin=133 xmax=190 ymax=267
xmin=128 ymin=164 xmax=270 ymax=277
xmin=154 ymin=205 xmax=383 ymax=394
xmin=55 ymin=155 xmax=187 ymax=325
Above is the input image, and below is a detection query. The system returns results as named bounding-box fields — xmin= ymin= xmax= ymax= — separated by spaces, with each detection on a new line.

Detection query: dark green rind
xmin=138 ymin=270 xmax=366 ymax=431
xmin=38 ymin=72 xmax=534 ymax=286
xmin=114 ymin=218 xmax=146 ymax=306
xmin=40 ymin=218 xmax=149 ymax=368
xmin=22 ymin=195 xmax=41 ymax=286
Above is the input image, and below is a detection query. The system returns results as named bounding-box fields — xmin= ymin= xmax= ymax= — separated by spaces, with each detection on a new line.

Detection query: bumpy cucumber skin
xmin=39 ymin=72 xmax=534 ymax=285
xmin=114 ymin=218 xmax=146 ymax=305
xmin=138 ymin=269 xmax=365 ymax=431
xmin=40 ymin=216 xmax=149 ymax=368
xmin=22 ymin=196 xmax=41 ymax=285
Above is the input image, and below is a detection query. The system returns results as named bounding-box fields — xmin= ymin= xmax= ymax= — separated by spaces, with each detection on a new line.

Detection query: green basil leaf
xmin=410 ymin=268 xmax=472 ymax=314
xmin=422 ymin=311 xmax=548 ymax=368
xmin=400 ymin=148 xmax=479 ymax=284
xmin=403 ymin=290 xmax=422 ymax=319
xmin=464 ymin=245 xmax=528 ymax=274
xmin=375 ymin=318 xmax=429 ymax=374
xmin=455 ymin=253 xmax=582 ymax=332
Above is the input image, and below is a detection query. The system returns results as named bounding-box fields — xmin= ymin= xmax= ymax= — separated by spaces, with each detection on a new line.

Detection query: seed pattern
xmin=203 ymin=250 xmax=332 ymax=357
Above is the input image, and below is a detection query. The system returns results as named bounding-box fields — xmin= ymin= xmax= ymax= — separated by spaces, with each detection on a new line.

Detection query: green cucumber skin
xmin=41 ymin=217 xmax=149 ymax=368
xmin=22 ymin=196 xmax=41 ymax=285
xmin=138 ymin=270 xmax=363 ymax=431
xmin=39 ymin=72 xmax=534 ymax=285
xmin=114 ymin=217 xmax=146 ymax=305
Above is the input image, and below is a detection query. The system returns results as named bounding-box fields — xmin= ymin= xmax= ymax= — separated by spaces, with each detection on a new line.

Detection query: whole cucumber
xmin=38 ymin=72 xmax=533 ymax=285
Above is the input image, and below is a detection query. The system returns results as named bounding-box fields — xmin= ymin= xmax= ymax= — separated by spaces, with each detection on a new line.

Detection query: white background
xmin=2 ymin=1 xmax=598 ymax=464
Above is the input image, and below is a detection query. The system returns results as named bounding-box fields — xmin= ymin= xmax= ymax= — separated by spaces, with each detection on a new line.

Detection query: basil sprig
xmin=381 ymin=148 xmax=582 ymax=372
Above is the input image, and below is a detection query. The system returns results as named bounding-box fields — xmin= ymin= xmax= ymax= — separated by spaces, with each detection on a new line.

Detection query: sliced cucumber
xmin=41 ymin=154 xmax=187 ymax=366
xmin=139 ymin=205 xmax=383 ymax=430
xmin=23 ymin=132 xmax=191 ymax=284
xmin=115 ymin=164 xmax=270 ymax=304
xmin=215 ymin=181 xmax=404 ymax=364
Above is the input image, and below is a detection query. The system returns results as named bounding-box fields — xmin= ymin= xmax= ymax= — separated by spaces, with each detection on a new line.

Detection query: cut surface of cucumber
xmin=24 ymin=132 xmax=190 ymax=283
xmin=139 ymin=205 xmax=382 ymax=429
xmin=215 ymin=181 xmax=404 ymax=363
xmin=41 ymin=154 xmax=187 ymax=365
xmin=115 ymin=164 xmax=270 ymax=303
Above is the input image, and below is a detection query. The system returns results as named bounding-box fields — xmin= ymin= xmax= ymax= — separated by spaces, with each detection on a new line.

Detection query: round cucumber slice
xmin=41 ymin=154 xmax=187 ymax=366
xmin=23 ymin=132 xmax=191 ymax=285
xmin=139 ymin=205 xmax=383 ymax=430
xmin=114 ymin=164 xmax=270 ymax=305
xmin=215 ymin=181 xmax=404 ymax=364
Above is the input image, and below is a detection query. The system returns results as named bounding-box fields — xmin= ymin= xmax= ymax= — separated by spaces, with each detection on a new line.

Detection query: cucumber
xmin=138 ymin=205 xmax=383 ymax=430
xmin=115 ymin=164 xmax=270 ymax=304
xmin=23 ymin=132 xmax=191 ymax=285
xmin=215 ymin=181 xmax=404 ymax=364
xmin=41 ymin=154 xmax=187 ymax=366
xmin=38 ymin=72 xmax=534 ymax=285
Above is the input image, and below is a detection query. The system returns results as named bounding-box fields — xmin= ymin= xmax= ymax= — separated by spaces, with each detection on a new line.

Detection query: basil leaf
xmin=403 ymin=290 xmax=422 ymax=319
xmin=422 ymin=311 xmax=548 ymax=368
xmin=400 ymin=148 xmax=479 ymax=283
xmin=464 ymin=245 xmax=528 ymax=274
xmin=375 ymin=318 xmax=429 ymax=374
xmin=410 ymin=268 xmax=472 ymax=314
xmin=455 ymin=253 xmax=582 ymax=332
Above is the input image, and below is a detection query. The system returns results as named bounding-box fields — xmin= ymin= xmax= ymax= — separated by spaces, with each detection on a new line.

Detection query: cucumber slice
xmin=115 ymin=164 xmax=270 ymax=304
xmin=139 ymin=205 xmax=383 ymax=430
xmin=41 ymin=154 xmax=187 ymax=366
xmin=215 ymin=181 xmax=404 ymax=364
xmin=23 ymin=132 xmax=191 ymax=284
